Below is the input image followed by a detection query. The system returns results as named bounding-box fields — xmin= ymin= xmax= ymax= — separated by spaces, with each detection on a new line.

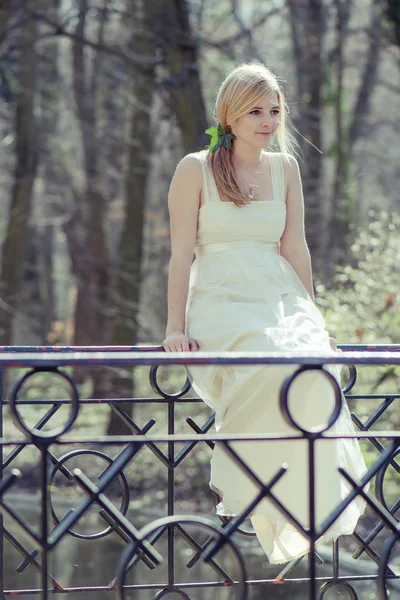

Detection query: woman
xmin=162 ymin=63 xmax=367 ymax=564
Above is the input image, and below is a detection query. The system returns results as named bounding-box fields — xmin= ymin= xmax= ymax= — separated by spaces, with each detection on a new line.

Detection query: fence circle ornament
xmin=378 ymin=531 xmax=399 ymax=600
xmin=341 ymin=364 xmax=357 ymax=394
xmin=279 ymin=365 xmax=343 ymax=434
xmin=149 ymin=364 xmax=191 ymax=399
xmin=319 ymin=581 xmax=359 ymax=599
xmin=152 ymin=589 xmax=192 ymax=600
xmin=375 ymin=447 xmax=400 ymax=519
xmin=8 ymin=368 xmax=80 ymax=441
xmin=49 ymin=449 xmax=130 ymax=540
xmin=115 ymin=516 xmax=248 ymax=600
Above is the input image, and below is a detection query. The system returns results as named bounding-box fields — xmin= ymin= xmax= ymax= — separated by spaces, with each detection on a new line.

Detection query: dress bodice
xmin=195 ymin=151 xmax=287 ymax=248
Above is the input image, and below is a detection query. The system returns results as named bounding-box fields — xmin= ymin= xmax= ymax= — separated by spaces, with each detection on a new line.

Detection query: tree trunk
xmin=0 ymin=3 xmax=13 ymax=50
xmin=14 ymin=225 xmax=55 ymax=344
xmin=105 ymin=0 xmax=208 ymax=433
xmin=16 ymin=0 xmax=61 ymax=344
xmin=106 ymin=0 xmax=160 ymax=435
xmin=320 ymin=0 xmax=350 ymax=274
xmin=325 ymin=0 xmax=382 ymax=271
xmin=38 ymin=223 xmax=56 ymax=338
xmin=71 ymin=0 xmax=109 ymax=344
xmin=38 ymin=0 xmax=62 ymax=341
xmin=286 ymin=0 xmax=324 ymax=273
xmin=159 ymin=0 xmax=208 ymax=153
xmin=69 ymin=0 xmax=110 ymax=382
xmin=0 ymin=10 xmax=38 ymax=345
xmin=348 ymin=0 xmax=382 ymax=154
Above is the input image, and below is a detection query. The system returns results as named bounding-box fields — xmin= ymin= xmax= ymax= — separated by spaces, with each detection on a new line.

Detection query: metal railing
xmin=0 ymin=344 xmax=399 ymax=600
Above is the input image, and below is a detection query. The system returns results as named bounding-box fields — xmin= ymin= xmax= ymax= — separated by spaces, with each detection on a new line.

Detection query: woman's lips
xmin=257 ymin=132 xmax=272 ymax=135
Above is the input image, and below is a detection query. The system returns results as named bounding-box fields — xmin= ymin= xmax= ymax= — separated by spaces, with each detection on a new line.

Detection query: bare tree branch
xmin=203 ymin=6 xmax=281 ymax=51
xmin=0 ymin=2 xmax=282 ymax=65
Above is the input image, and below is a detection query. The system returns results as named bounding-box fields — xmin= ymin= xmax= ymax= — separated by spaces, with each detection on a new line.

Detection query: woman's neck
xmin=232 ymin=141 xmax=262 ymax=170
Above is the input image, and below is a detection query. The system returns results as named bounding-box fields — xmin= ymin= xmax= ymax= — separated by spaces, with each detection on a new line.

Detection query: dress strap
xmin=196 ymin=152 xmax=219 ymax=204
xmin=269 ymin=153 xmax=286 ymax=204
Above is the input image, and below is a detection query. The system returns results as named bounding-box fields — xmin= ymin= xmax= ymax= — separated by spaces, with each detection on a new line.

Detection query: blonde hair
xmin=208 ymin=63 xmax=296 ymax=207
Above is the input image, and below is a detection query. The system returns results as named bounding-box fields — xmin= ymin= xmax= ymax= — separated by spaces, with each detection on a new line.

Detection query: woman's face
xmin=230 ymin=91 xmax=280 ymax=149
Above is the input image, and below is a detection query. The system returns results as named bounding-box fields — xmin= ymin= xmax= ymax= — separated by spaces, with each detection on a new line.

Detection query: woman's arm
xmin=279 ymin=155 xmax=315 ymax=302
xmin=165 ymin=154 xmax=202 ymax=336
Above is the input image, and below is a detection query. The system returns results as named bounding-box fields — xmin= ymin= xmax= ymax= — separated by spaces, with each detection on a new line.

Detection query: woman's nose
xmin=261 ymin=117 xmax=273 ymax=129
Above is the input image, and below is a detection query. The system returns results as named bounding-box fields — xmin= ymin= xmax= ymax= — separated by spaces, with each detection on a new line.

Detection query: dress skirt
xmin=185 ymin=240 xmax=367 ymax=564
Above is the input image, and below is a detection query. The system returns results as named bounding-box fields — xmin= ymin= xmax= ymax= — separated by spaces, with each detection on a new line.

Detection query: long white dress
xmin=185 ymin=150 xmax=367 ymax=564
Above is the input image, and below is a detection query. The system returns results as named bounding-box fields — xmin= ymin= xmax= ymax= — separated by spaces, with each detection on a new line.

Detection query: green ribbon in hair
xmin=205 ymin=124 xmax=236 ymax=153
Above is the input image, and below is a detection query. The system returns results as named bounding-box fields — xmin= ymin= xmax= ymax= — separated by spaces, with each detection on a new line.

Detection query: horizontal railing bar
xmin=2 ymin=572 xmax=395 ymax=595
xmin=347 ymin=394 xmax=400 ymax=399
xmin=0 ymin=346 xmax=163 ymax=353
xmin=2 ymin=395 xmax=397 ymax=406
xmin=338 ymin=345 xmax=400 ymax=351
xmin=1 ymin=398 xmax=203 ymax=405
xmin=0 ymin=344 xmax=399 ymax=353
xmin=0 ymin=431 xmax=398 ymax=446
xmin=0 ymin=350 xmax=400 ymax=367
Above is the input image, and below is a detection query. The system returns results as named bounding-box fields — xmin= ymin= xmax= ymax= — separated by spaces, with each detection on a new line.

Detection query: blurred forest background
xmin=1 ymin=5 xmax=400 ymax=593
xmin=0 ymin=0 xmax=399 ymax=431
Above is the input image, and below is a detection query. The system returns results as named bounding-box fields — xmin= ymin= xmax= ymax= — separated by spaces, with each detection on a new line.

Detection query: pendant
xmin=249 ymin=186 xmax=256 ymax=200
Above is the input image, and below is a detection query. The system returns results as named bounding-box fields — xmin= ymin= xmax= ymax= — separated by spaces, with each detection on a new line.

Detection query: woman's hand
xmin=162 ymin=330 xmax=199 ymax=352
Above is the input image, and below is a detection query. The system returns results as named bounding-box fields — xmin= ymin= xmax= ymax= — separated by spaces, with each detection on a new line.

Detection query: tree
xmin=322 ymin=0 xmax=383 ymax=274
xmin=106 ymin=0 xmax=209 ymax=434
xmin=68 ymin=0 xmax=110 ymax=357
xmin=0 ymin=3 xmax=13 ymax=50
xmin=286 ymin=0 xmax=324 ymax=270
xmin=105 ymin=0 xmax=161 ymax=434
xmin=0 ymin=5 xmax=38 ymax=345
xmin=160 ymin=0 xmax=208 ymax=153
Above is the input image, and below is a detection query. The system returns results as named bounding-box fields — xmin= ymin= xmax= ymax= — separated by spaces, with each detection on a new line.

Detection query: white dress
xmin=185 ymin=150 xmax=367 ymax=564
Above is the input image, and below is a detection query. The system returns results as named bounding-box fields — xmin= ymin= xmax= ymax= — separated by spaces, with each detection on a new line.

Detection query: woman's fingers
xmin=162 ymin=335 xmax=199 ymax=352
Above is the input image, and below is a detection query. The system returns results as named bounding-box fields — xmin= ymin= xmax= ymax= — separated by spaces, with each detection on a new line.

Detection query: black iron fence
xmin=0 ymin=345 xmax=399 ymax=600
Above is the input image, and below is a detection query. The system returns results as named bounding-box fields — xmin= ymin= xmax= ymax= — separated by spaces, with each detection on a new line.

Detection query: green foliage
xmin=317 ymin=209 xmax=400 ymax=430
xmin=205 ymin=124 xmax=236 ymax=153
xmin=317 ymin=212 xmax=400 ymax=495
xmin=317 ymin=210 xmax=400 ymax=346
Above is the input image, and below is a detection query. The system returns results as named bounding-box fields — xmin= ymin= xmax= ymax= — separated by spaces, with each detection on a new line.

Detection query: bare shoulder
xmin=279 ymin=152 xmax=299 ymax=175
xmin=263 ymin=152 xmax=300 ymax=195
xmin=171 ymin=151 xmax=204 ymax=185
xmin=277 ymin=154 xmax=301 ymax=194
xmin=168 ymin=152 xmax=204 ymax=217
xmin=263 ymin=151 xmax=298 ymax=173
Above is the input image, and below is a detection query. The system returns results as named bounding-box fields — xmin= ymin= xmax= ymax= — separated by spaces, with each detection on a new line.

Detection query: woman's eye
xmin=272 ymin=109 xmax=280 ymax=116
xmin=250 ymin=110 xmax=261 ymax=115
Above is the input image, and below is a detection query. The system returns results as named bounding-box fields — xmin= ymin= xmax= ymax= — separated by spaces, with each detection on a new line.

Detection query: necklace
xmin=236 ymin=157 xmax=261 ymax=200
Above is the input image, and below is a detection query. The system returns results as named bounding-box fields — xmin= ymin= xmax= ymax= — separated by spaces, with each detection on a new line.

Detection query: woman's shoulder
xmin=171 ymin=152 xmax=205 ymax=188
xmin=174 ymin=150 xmax=209 ymax=179
xmin=264 ymin=151 xmax=300 ymax=182
xmin=176 ymin=150 xmax=207 ymax=170
xmin=263 ymin=150 xmax=298 ymax=167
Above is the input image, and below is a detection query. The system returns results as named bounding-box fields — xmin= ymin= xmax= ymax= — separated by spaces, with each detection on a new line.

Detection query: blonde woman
xmin=163 ymin=63 xmax=367 ymax=564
